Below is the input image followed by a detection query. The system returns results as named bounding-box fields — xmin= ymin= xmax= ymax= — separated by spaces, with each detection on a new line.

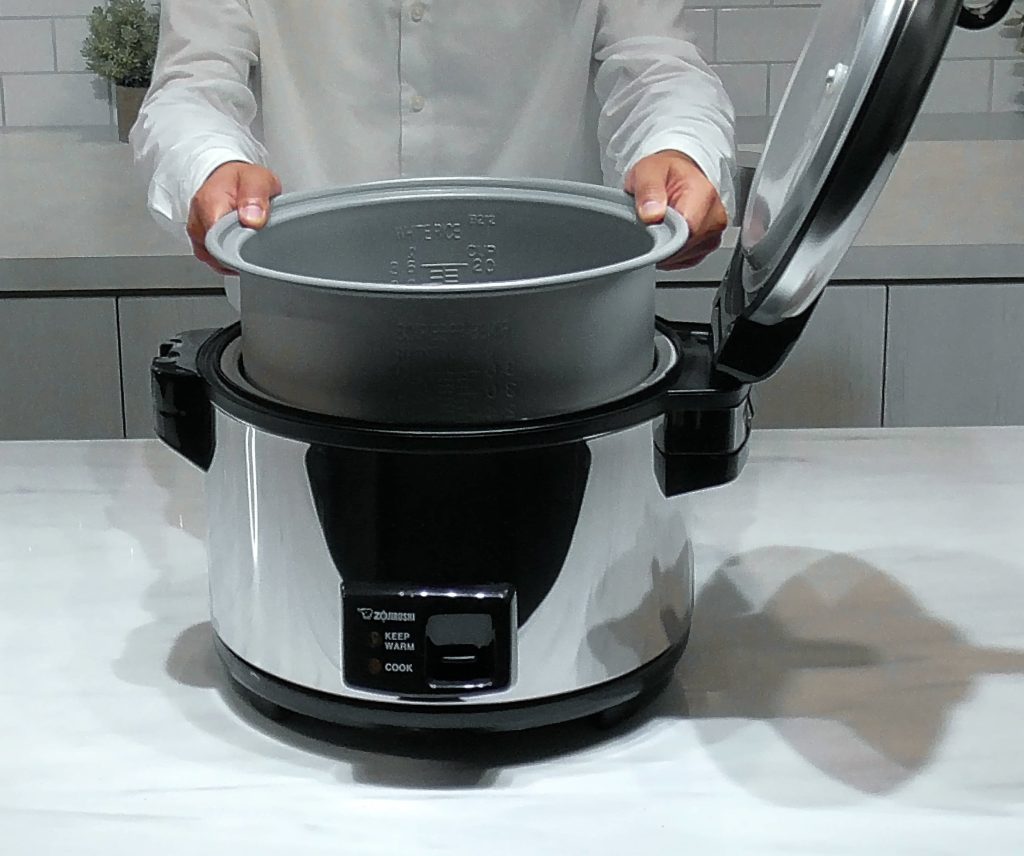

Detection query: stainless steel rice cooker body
xmin=203 ymin=385 xmax=695 ymax=711
xmin=153 ymin=320 xmax=747 ymax=729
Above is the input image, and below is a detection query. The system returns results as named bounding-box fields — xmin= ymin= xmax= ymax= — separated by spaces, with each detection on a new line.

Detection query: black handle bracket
xmin=655 ymin=320 xmax=753 ymax=498
xmin=151 ymin=330 xmax=218 ymax=471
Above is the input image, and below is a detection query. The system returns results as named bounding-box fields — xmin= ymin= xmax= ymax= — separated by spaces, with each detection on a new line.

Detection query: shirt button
xmin=410 ymin=3 xmax=425 ymax=22
xmin=410 ymin=95 xmax=426 ymax=112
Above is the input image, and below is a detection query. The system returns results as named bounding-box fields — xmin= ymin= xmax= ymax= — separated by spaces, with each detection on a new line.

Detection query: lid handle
xmin=958 ymin=0 xmax=1015 ymax=30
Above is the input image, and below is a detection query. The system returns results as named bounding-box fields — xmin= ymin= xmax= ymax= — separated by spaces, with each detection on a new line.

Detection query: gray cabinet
xmin=656 ymin=283 xmax=887 ymax=428
xmin=886 ymin=282 xmax=1024 ymax=426
xmin=118 ymin=295 xmax=238 ymax=438
xmin=2 ymin=281 xmax=1018 ymax=440
xmin=655 ymin=285 xmax=716 ymax=325
xmin=0 ymin=297 xmax=122 ymax=440
xmin=757 ymin=285 xmax=886 ymax=428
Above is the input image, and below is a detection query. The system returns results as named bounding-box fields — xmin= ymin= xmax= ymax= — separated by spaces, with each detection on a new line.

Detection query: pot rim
xmin=205 ymin=176 xmax=690 ymax=295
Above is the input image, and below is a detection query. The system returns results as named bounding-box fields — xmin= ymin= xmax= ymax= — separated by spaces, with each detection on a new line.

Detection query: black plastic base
xmin=216 ymin=633 xmax=687 ymax=733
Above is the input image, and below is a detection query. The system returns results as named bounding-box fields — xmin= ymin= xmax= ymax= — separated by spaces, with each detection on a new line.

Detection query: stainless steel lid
xmin=741 ymin=0 xmax=963 ymax=325
xmin=711 ymin=0 xmax=966 ymax=382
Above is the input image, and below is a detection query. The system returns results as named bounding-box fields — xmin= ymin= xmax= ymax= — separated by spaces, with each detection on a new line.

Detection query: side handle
xmin=151 ymin=330 xmax=218 ymax=471
xmin=655 ymin=319 xmax=753 ymax=498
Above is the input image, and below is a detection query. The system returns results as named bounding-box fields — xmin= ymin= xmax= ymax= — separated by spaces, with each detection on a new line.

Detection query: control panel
xmin=342 ymin=583 xmax=516 ymax=697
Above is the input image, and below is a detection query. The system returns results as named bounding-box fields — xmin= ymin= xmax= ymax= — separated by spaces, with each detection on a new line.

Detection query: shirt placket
xmin=398 ymin=0 xmax=432 ymax=177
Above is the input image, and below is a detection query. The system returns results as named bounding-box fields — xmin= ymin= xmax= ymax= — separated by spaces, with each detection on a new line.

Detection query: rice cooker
xmin=151 ymin=0 xmax=1008 ymax=730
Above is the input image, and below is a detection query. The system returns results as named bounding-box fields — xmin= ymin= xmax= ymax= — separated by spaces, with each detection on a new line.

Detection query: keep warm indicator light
xmin=369 ymin=631 xmax=383 ymax=649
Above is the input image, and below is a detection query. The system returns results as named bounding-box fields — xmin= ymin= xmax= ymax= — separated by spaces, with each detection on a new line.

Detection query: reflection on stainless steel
xmin=206 ymin=410 xmax=694 ymax=704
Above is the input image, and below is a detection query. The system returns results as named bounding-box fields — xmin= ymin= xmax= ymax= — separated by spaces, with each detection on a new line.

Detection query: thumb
xmin=628 ymin=159 xmax=670 ymax=224
xmin=236 ymin=167 xmax=281 ymax=229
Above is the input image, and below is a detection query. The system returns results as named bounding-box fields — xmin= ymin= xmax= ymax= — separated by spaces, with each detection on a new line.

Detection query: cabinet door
xmin=656 ymin=284 xmax=887 ymax=428
xmin=656 ymin=286 xmax=716 ymax=324
xmin=0 ymin=297 xmax=122 ymax=439
xmin=886 ymin=283 xmax=1024 ymax=426
xmin=118 ymin=295 xmax=238 ymax=438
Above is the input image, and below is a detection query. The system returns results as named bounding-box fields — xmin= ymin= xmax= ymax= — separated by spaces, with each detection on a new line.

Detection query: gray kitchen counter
xmin=0 ymin=128 xmax=220 ymax=293
xmin=1 ymin=126 xmax=1022 ymax=293
xmin=662 ymin=136 xmax=1024 ymax=285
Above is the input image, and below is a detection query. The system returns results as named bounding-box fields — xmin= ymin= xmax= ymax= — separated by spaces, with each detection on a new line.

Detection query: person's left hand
xmin=626 ymin=150 xmax=729 ymax=270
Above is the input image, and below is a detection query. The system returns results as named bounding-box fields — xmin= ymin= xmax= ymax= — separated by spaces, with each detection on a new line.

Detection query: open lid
xmin=711 ymin=0 xmax=965 ymax=383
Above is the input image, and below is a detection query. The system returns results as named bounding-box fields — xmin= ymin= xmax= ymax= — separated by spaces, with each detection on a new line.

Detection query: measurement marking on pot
xmin=394 ymin=223 xmax=463 ymax=241
xmin=467 ymin=243 xmax=498 ymax=275
xmin=420 ymin=262 xmax=469 ymax=284
xmin=394 ymin=320 xmax=512 ymax=342
xmin=387 ymin=246 xmax=421 ymax=283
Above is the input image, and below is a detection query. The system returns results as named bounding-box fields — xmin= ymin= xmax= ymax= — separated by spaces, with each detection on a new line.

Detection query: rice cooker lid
xmin=712 ymin=0 xmax=964 ymax=381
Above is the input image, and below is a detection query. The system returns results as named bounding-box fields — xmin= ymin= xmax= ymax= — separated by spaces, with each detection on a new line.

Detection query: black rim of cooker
xmin=197 ymin=322 xmax=686 ymax=453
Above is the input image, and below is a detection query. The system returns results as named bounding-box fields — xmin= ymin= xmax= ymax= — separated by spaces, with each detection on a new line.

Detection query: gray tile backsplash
xmin=0 ymin=1 xmax=1021 ymax=130
xmin=699 ymin=1 xmax=1022 ymax=123
xmin=0 ymin=18 xmax=55 ymax=74
xmin=0 ymin=0 xmax=110 ymax=128
xmin=0 ymin=1 xmax=100 ymax=14
xmin=716 ymin=7 xmax=818 ymax=63
xmin=54 ymin=16 xmax=90 ymax=73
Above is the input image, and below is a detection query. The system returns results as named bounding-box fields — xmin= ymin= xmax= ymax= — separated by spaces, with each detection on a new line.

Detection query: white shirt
xmin=132 ymin=0 xmax=737 ymax=229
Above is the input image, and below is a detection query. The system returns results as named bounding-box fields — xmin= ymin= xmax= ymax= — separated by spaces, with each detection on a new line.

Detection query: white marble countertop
xmin=2 ymin=429 xmax=1023 ymax=852
xmin=1 ymin=125 xmax=1022 ymax=292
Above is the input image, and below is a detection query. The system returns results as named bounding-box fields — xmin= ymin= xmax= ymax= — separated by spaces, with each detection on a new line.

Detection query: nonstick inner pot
xmin=238 ymin=196 xmax=654 ymax=286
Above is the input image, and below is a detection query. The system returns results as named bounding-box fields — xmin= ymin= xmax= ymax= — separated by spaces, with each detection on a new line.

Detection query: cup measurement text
xmin=389 ymin=214 xmax=500 ymax=283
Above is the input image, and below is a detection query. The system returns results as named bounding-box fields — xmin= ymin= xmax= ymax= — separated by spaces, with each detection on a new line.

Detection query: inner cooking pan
xmin=206 ymin=178 xmax=688 ymax=425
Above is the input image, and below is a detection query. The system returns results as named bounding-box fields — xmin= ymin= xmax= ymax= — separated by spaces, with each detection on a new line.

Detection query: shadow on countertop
xmin=669 ymin=547 xmax=1024 ymax=799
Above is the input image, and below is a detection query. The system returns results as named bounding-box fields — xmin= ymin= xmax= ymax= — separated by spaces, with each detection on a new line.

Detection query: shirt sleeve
xmin=592 ymin=1 xmax=738 ymax=220
xmin=130 ymin=0 xmax=267 ymax=228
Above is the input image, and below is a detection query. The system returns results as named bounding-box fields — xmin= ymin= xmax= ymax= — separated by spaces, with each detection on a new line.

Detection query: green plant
xmin=81 ymin=0 xmax=160 ymax=88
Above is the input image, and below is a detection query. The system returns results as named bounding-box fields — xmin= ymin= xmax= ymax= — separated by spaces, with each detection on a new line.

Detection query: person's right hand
xmin=187 ymin=162 xmax=282 ymax=274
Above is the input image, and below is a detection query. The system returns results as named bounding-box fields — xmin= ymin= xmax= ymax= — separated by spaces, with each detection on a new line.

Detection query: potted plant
xmin=81 ymin=0 xmax=160 ymax=142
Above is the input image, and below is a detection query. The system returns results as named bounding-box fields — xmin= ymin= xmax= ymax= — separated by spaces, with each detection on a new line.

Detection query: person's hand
xmin=187 ymin=162 xmax=283 ymax=274
xmin=626 ymin=150 xmax=729 ymax=271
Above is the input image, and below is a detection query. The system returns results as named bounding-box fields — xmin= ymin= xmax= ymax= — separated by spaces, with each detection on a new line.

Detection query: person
xmin=132 ymin=1 xmax=736 ymax=277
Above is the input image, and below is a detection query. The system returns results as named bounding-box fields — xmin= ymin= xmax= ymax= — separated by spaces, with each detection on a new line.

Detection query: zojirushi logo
xmin=356 ymin=607 xmax=416 ymax=623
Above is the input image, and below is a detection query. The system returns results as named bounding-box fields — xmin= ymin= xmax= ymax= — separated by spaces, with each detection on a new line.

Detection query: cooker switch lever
xmin=424 ymin=614 xmax=496 ymax=690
